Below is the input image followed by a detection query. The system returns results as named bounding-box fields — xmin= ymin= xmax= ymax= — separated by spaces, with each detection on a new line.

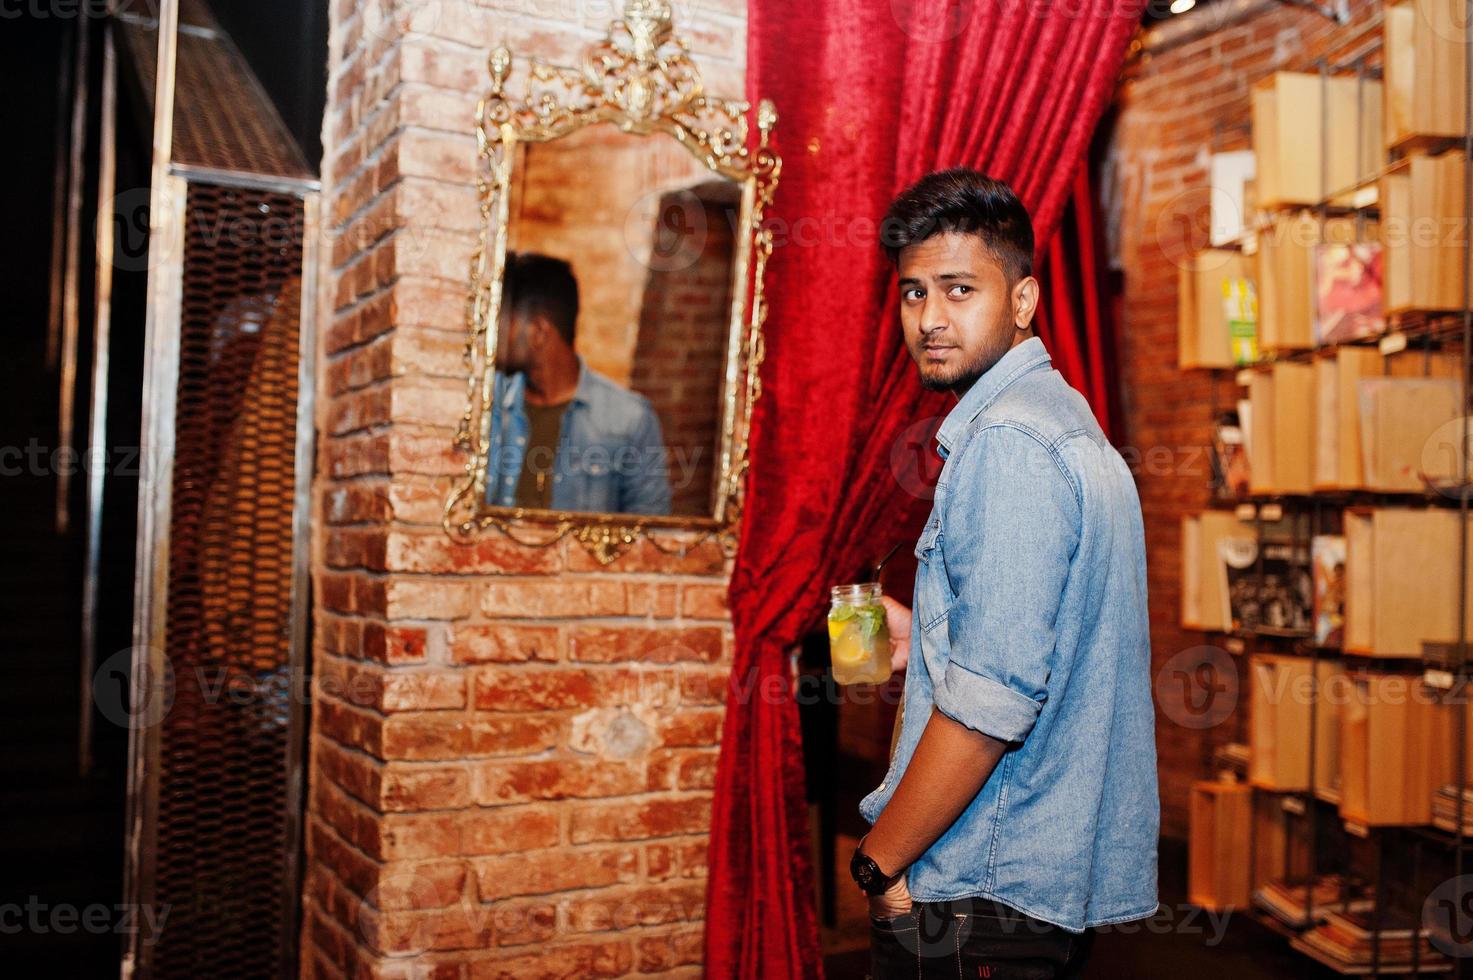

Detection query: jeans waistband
xmin=910 ymin=896 xmax=1063 ymax=931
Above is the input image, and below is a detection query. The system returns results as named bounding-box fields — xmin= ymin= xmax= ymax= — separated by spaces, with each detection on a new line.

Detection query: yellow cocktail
xmin=828 ymin=583 xmax=891 ymax=685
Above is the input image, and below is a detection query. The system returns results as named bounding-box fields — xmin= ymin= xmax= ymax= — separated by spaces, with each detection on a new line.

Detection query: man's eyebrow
xmin=897 ymin=271 xmax=978 ymax=286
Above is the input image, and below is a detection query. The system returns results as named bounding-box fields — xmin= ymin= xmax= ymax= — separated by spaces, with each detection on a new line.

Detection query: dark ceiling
xmin=208 ymin=0 xmax=328 ymax=172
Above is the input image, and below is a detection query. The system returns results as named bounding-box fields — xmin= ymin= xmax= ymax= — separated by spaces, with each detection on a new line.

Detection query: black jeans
xmin=869 ymin=897 xmax=1092 ymax=980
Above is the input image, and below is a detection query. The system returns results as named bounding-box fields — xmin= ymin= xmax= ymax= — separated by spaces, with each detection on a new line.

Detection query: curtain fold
xmin=1035 ymin=163 xmax=1125 ymax=442
xmin=705 ymin=4 xmax=1143 ymax=977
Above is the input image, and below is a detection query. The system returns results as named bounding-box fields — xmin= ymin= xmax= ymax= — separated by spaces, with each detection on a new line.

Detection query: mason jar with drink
xmin=827 ymin=582 xmax=893 ymax=685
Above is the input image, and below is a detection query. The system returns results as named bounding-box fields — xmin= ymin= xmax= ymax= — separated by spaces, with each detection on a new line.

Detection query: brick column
xmin=301 ymin=2 xmax=749 ymax=976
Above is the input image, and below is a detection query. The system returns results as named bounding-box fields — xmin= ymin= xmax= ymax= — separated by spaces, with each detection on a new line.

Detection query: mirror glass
xmin=483 ymin=123 xmax=744 ymax=519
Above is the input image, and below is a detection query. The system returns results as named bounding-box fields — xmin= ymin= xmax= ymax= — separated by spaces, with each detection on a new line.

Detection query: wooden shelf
xmin=1384 ymin=0 xmax=1470 ymax=155
xmin=1253 ymin=71 xmax=1384 ymax=211
xmin=1249 ymin=654 xmax=1344 ymax=794
xmin=1345 ymin=509 xmax=1473 ymax=659
xmin=1339 ymin=671 xmax=1457 ymax=826
xmin=1383 ymin=152 xmax=1473 ymax=316
xmin=1189 ymin=780 xmax=1254 ymax=911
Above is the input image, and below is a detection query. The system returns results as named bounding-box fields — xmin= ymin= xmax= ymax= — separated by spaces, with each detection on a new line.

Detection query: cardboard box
xmin=1384 ymin=0 xmax=1471 ymax=152
xmin=1253 ymin=72 xmax=1383 ymax=209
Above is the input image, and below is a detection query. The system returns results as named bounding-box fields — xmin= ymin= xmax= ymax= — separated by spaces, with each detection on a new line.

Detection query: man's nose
xmin=920 ymin=293 xmax=950 ymax=333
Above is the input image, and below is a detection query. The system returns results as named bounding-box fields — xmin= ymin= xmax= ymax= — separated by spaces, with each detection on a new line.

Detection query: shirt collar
xmin=568 ymin=354 xmax=595 ymax=407
xmin=934 ymin=336 xmax=1052 ymax=459
xmin=501 ymin=354 xmax=594 ymax=409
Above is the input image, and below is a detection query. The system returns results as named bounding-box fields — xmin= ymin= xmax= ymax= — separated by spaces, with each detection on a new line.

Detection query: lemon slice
xmin=831 ymin=633 xmax=869 ymax=668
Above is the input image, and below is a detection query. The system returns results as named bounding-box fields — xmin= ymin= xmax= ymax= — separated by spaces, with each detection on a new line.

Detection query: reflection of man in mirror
xmin=485 ymin=252 xmax=672 ymax=515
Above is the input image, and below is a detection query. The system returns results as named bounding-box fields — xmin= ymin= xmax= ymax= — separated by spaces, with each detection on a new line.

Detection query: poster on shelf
xmin=1222 ymin=276 xmax=1259 ymax=364
xmin=1313 ymin=241 xmax=1385 ymax=345
xmin=1209 ymin=149 xmax=1257 ymax=247
xmin=1311 ymin=534 xmax=1346 ymax=648
xmin=1219 ymin=534 xmax=1312 ymax=636
xmin=1210 ymin=411 xmax=1250 ymax=500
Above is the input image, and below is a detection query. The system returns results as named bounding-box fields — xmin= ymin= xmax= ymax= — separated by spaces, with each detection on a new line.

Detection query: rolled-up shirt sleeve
xmin=933 ymin=424 xmax=1081 ymax=743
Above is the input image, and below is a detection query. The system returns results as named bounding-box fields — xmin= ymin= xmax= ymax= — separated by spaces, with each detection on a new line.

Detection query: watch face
xmin=852 ymin=851 xmax=880 ymax=893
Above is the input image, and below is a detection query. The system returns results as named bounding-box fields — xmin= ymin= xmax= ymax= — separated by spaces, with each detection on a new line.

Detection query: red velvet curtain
xmin=1034 ymin=164 xmax=1125 ymax=442
xmin=705 ymin=4 xmax=1143 ymax=977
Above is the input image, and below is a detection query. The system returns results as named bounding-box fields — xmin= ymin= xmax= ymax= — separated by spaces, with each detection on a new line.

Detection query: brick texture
xmin=300 ymin=2 xmax=748 ymax=976
xmin=1107 ymin=0 xmax=1383 ymax=840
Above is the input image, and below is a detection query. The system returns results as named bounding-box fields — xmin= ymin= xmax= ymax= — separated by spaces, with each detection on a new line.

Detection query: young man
xmin=850 ymin=170 xmax=1159 ymax=978
xmin=485 ymin=252 xmax=671 ymax=515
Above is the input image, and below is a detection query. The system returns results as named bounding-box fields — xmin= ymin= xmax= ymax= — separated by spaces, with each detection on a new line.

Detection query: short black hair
xmin=880 ymin=169 xmax=1034 ymax=283
xmin=505 ymin=251 xmax=579 ymax=344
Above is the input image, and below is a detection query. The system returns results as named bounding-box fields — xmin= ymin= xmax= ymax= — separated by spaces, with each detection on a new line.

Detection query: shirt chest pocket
xmin=913 ymin=517 xmax=956 ymax=634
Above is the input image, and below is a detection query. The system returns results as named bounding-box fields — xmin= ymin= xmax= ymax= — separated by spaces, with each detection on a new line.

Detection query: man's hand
xmin=880 ymin=596 xmax=912 ymax=674
xmin=867 ymin=872 xmax=913 ymax=920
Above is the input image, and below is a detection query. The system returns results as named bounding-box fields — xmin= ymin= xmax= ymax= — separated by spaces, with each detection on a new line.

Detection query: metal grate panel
xmin=117 ymin=0 xmax=312 ymax=180
xmin=151 ymin=181 xmax=305 ymax=978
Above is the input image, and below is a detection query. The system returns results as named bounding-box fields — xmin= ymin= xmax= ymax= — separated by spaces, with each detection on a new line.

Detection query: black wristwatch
xmin=850 ymin=839 xmax=901 ymax=896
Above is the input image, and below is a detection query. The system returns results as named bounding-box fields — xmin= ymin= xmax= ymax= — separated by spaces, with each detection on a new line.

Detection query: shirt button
xmin=515 ymin=437 xmax=524 ymax=445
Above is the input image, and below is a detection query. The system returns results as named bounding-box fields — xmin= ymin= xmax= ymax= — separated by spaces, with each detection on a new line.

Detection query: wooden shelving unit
xmin=1177 ymin=10 xmax=1473 ymax=973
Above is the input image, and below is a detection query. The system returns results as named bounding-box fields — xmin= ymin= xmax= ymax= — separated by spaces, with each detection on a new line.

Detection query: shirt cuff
xmin=933 ymin=660 xmax=1043 ymax=743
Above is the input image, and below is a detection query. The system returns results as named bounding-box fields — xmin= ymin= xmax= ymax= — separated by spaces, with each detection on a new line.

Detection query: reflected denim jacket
xmin=859 ymin=337 xmax=1160 ymax=933
xmin=484 ymin=356 xmax=672 ymax=515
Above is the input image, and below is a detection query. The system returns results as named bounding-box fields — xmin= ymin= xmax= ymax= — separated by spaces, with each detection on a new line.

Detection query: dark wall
xmin=210 ymin=0 xmax=328 ymax=172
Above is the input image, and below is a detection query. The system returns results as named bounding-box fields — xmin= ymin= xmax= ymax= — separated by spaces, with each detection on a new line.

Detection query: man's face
xmin=897 ymin=231 xmax=1033 ymax=394
xmin=495 ymin=304 xmax=532 ymax=374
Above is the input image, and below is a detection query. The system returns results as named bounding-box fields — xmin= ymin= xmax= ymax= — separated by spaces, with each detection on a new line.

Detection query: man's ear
xmin=1012 ymin=276 xmax=1040 ymax=331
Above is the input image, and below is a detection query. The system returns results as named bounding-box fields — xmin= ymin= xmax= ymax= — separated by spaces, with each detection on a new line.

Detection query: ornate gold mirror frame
xmin=443 ymin=0 xmax=780 ymax=566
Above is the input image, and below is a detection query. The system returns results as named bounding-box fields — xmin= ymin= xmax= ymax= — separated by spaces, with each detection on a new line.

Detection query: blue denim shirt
xmin=484 ymin=356 xmax=672 ymax=515
xmin=859 ymin=336 xmax=1159 ymax=932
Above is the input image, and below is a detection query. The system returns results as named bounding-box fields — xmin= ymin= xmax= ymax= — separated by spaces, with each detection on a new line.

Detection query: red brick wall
xmin=1107 ymin=0 xmax=1383 ymax=840
xmin=630 ymin=188 xmax=740 ymax=517
xmin=301 ymin=1 xmax=749 ymax=976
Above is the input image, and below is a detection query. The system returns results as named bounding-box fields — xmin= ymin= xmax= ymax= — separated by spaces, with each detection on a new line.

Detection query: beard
xmin=915 ymin=317 xmax=1016 ymax=394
